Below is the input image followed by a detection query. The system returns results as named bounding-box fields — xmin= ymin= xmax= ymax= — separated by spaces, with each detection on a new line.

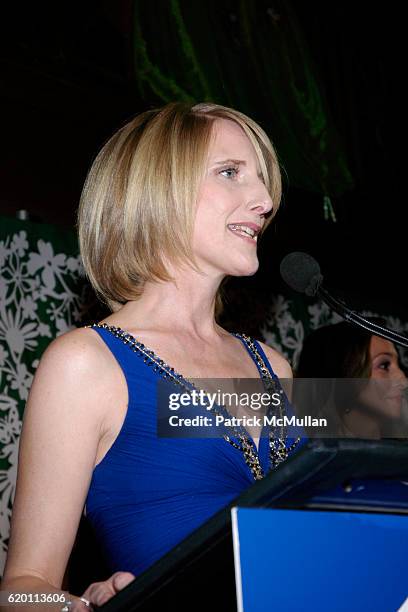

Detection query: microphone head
xmin=280 ymin=252 xmax=323 ymax=296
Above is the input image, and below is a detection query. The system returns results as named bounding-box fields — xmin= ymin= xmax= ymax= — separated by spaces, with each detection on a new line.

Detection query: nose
xmin=392 ymin=364 xmax=408 ymax=389
xmin=247 ymin=180 xmax=274 ymax=217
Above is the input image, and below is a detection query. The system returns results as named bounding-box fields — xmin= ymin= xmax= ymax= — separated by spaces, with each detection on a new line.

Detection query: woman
xmin=295 ymin=321 xmax=407 ymax=438
xmin=2 ymin=102 xmax=301 ymax=610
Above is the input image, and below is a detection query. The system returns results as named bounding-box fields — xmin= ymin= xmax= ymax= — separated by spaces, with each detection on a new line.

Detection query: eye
xmin=219 ymin=166 xmax=239 ymax=179
xmin=378 ymin=360 xmax=391 ymax=371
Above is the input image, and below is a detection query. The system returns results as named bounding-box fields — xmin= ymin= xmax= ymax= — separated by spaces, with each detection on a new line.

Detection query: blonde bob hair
xmin=77 ymin=102 xmax=281 ymax=312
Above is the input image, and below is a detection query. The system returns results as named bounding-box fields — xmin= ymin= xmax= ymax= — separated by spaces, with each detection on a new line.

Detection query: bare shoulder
xmin=39 ymin=326 xmax=109 ymax=370
xmin=37 ymin=326 xmax=121 ymax=384
xmin=257 ymin=340 xmax=293 ymax=379
xmin=27 ymin=326 xmax=125 ymax=424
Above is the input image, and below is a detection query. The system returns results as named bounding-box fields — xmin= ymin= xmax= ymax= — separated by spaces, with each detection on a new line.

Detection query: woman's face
xmin=359 ymin=335 xmax=407 ymax=421
xmin=192 ymin=118 xmax=273 ymax=278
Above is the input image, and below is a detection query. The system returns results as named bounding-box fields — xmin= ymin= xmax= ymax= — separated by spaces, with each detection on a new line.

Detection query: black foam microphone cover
xmin=280 ymin=252 xmax=323 ymax=296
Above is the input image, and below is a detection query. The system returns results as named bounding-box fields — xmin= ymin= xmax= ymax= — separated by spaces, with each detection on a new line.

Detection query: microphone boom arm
xmin=318 ymin=286 xmax=408 ymax=349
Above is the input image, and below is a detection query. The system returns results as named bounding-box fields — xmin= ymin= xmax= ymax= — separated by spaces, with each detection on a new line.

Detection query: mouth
xmin=227 ymin=223 xmax=261 ymax=244
xmin=385 ymin=383 xmax=408 ymax=402
xmin=385 ymin=393 xmax=403 ymax=402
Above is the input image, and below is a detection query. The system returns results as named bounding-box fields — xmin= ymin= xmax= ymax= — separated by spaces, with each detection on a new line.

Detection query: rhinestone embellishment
xmin=87 ymin=323 xmax=300 ymax=480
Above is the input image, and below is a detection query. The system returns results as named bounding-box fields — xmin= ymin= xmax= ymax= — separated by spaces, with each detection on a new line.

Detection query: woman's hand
xmin=72 ymin=571 xmax=135 ymax=610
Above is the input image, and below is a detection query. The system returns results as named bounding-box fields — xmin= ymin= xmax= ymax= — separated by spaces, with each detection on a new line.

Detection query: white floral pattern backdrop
xmin=0 ymin=216 xmax=87 ymax=574
xmin=1 ymin=215 xmax=408 ymax=576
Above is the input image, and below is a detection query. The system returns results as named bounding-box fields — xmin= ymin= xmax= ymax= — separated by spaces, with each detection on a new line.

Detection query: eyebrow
xmin=372 ymin=352 xmax=398 ymax=359
xmin=213 ymin=158 xmax=246 ymax=166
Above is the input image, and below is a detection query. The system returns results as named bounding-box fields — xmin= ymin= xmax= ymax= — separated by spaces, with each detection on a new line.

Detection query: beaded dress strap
xmin=234 ymin=333 xmax=279 ymax=382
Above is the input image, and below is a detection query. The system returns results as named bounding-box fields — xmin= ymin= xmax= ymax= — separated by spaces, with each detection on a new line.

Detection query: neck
xmin=341 ymin=408 xmax=382 ymax=439
xmin=115 ymin=267 xmax=227 ymax=341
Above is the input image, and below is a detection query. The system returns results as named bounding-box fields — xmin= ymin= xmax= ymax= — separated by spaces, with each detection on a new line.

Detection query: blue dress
xmin=84 ymin=323 xmax=302 ymax=576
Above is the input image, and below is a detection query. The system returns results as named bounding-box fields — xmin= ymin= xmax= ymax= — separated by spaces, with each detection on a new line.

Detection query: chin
xmin=228 ymin=259 xmax=259 ymax=277
xmin=200 ymin=253 xmax=260 ymax=277
xmin=363 ymin=399 xmax=402 ymax=422
xmin=384 ymin=399 xmax=403 ymax=420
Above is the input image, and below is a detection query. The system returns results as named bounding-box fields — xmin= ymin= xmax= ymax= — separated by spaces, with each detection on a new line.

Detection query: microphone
xmin=280 ymin=251 xmax=408 ymax=349
xmin=279 ymin=251 xmax=323 ymax=296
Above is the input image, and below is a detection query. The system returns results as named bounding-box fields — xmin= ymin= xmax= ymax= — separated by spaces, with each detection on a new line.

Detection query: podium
xmin=98 ymin=439 xmax=408 ymax=611
xmin=233 ymin=507 xmax=408 ymax=611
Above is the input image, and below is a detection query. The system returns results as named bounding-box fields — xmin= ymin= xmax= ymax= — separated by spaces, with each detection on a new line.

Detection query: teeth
xmin=228 ymin=224 xmax=256 ymax=237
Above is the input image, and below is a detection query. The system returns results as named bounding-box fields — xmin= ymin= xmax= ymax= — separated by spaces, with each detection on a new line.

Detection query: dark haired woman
xmin=296 ymin=321 xmax=407 ymax=438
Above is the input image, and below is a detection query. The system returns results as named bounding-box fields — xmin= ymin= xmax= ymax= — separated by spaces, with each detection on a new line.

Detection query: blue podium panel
xmin=232 ymin=507 xmax=408 ymax=612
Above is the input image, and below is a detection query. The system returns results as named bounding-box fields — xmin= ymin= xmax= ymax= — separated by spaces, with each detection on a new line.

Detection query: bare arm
xmin=1 ymin=328 xmax=119 ymax=610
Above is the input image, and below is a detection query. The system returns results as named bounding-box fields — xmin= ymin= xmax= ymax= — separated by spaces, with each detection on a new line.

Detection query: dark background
xmin=0 ymin=0 xmax=406 ymax=325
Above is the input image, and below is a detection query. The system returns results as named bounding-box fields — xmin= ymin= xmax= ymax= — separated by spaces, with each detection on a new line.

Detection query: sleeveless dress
xmin=84 ymin=323 xmax=303 ymax=576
